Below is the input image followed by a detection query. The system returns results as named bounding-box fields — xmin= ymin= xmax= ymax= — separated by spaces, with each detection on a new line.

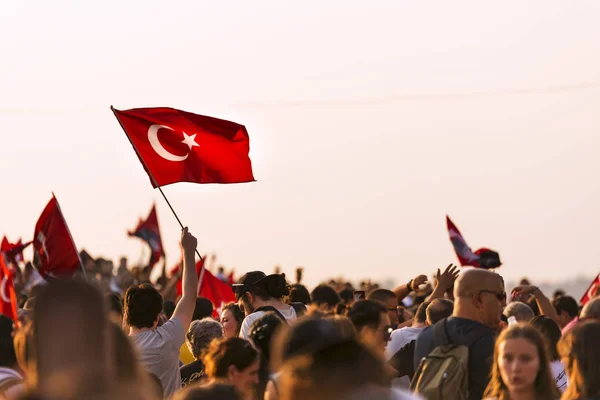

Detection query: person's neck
xmin=453 ymin=303 xmax=485 ymax=325
xmin=412 ymin=322 xmax=426 ymax=329
xmin=129 ymin=326 xmax=154 ymax=335
xmin=507 ymin=389 xmax=536 ymax=400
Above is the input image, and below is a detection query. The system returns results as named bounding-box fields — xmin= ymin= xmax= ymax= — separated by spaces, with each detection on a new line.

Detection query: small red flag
xmin=1 ymin=237 xmax=32 ymax=264
xmin=0 ymin=255 xmax=18 ymax=322
xmin=33 ymin=195 xmax=81 ymax=278
xmin=128 ymin=204 xmax=164 ymax=271
xmin=176 ymin=260 xmax=235 ymax=317
xmin=446 ymin=215 xmax=501 ymax=269
xmin=112 ymin=107 xmax=255 ymax=188
xmin=581 ymin=273 xmax=600 ymax=306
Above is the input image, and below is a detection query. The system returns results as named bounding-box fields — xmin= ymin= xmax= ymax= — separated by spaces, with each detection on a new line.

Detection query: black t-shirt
xmin=413 ymin=317 xmax=495 ymax=400
xmin=180 ymin=359 xmax=206 ymax=388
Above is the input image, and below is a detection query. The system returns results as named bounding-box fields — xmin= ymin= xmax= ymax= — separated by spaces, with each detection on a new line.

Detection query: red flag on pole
xmin=0 ymin=255 xmax=18 ymax=322
xmin=446 ymin=215 xmax=501 ymax=269
xmin=33 ymin=195 xmax=82 ymax=279
xmin=1 ymin=237 xmax=31 ymax=265
xmin=580 ymin=273 xmax=600 ymax=306
xmin=128 ymin=204 xmax=164 ymax=271
xmin=176 ymin=260 xmax=235 ymax=316
xmin=112 ymin=107 xmax=255 ymax=188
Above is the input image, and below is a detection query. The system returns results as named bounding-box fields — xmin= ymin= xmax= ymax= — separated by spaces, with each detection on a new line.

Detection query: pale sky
xmin=1 ymin=1 xmax=599 ymax=289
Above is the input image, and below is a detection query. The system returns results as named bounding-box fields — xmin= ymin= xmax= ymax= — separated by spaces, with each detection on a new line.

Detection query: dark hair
xmin=280 ymin=340 xmax=388 ymax=400
xmin=527 ymin=296 xmax=541 ymax=317
xmin=249 ymin=312 xmax=285 ymax=363
xmin=311 ymin=285 xmax=341 ymax=308
xmin=414 ymin=301 xmax=430 ymax=324
xmin=239 ymin=272 xmax=290 ymax=301
xmin=172 ymin=383 xmax=241 ymax=400
xmin=366 ymin=289 xmax=396 ymax=303
xmin=124 ymin=283 xmax=163 ymax=328
xmin=289 ymin=284 xmax=310 ymax=305
xmin=552 ymin=296 xmax=579 ymax=318
xmin=193 ymin=297 xmax=214 ymax=321
xmin=338 ymin=288 xmax=354 ymax=305
xmin=530 ymin=315 xmax=561 ymax=361
xmin=426 ymin=299 xmax=454 ymax=325
xmin=347 ymin=300 xmax=387 ymax=332
xmin=558 ymin=320 xmax=600 ymax=399
xmin=105 ymin=293 xmax=123 ymax=317
xmin=553 ymin=289 xmax=565 ymax=299
xmin=203 ymin=338 xmax=258 ymax=379
xmin=163 ymin=300 xmax=176 ymax=319
xmin=484 ymin=324 xmax=559 ymax=400
xmin=0 ymin=315 xmax=16 ymax=368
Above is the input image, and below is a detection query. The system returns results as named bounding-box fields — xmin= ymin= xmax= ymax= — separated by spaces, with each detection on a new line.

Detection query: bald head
xmin=581 ymin=297 xmax=600 ymax=319
xmin=454 ymin=269 xmax=504 ymax=298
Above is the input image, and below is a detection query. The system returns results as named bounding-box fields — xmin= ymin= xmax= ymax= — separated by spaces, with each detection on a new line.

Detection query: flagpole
xmin=52 ymin=192 xmax=87 ymax=280
xmin=110 ymin=106 xmax=206 ymax=288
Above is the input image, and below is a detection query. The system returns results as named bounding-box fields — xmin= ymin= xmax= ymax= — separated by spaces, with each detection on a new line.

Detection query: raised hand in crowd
xmin=511 ymin=284 xmax=561 ymax=327
xmin=427 ymin=264 xmax=459 ymax=301
xmin=393 ymin=273 xmax=428 ymax=302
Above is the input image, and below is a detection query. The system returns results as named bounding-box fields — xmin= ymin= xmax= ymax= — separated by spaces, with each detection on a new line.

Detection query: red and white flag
xmin=446 ymin=215 xmax=501 ymax=269
xmin=128 ymin=204 xmax=164 ymax=272
xmin=0 ymin=254 xmax=19 ymax=322
xmin=112 ymin=107 xmax=255 ymax=188
xmin=33 ymin=195 xmax=81 ymax=278
xmin=581 ymin=273 xmax=600 ymax=306
xmin=1 ymin=237 xmax=31 ymax=265
xmin=176 ymin=260 xmax=235 ymax=317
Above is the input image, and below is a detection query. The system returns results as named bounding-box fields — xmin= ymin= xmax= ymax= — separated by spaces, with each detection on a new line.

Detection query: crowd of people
xmin=0 ymin=228 xmax=598 ymax=400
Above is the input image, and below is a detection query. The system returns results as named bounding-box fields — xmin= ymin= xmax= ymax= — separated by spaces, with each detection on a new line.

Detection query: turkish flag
xmin=447 ymin=216 xmax=501 ymax=269
xmin=0 ymin=255 xmax=18 ymax=322
xmin=112 ymin=107 xmax=255 ymax=188
xmin=33 ymin=196 xmax=81 ymax=278
xmin=1 ymin=237 xmax=32 ymax=264
xmin=580 ymin=273 xmax=600 ymax=306
xmin=176 ymin=260 xmax=235 ymax=317
xmin=128 ymin=204 xmax=164 ymax=271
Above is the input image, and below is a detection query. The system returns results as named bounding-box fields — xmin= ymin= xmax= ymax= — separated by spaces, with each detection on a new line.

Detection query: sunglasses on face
xmin=479 ymin=289 xmax=507 ymax=302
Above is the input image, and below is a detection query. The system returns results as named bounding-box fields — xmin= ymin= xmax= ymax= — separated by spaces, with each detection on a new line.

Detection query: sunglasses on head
xmin=479 ymin=289 xmax=507 ymax=302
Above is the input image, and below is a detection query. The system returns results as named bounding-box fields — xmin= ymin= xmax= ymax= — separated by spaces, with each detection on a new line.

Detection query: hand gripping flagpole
xmin=110 ymin=106 xmax=206 ymax=289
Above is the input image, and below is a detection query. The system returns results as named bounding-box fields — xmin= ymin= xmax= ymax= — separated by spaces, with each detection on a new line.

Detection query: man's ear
xmin=228 ymin=364 xmax=238 ymax=380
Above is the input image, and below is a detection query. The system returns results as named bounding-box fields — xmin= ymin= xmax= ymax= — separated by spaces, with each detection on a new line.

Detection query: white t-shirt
xmin=551 ymin=360 xmax=568 ymax=392
xmin=239 ymin=306 xmax=298 ymax=339
xmin=386 ymin=326 xmax=424 ymax=360
xmin=130 ymin=318 xmax=186 ymax=399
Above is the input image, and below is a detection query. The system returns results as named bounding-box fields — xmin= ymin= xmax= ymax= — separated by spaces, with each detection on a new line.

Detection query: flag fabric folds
xmin=446 ymin=215 xmax=501 ymax=269
xmin=128 ymin=204 xmax=164 ymax=271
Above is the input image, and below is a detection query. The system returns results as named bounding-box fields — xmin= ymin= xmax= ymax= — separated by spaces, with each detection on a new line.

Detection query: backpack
xmin=254 ymin=302 xmax=306 ymax=323
xmin=410 ymin=319 xmax=484 ymax=400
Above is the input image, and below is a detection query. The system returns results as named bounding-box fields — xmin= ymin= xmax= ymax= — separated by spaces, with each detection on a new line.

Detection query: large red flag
xmin=33 ymin=195 xmax=81 ymax=278
xmin=112 ymin=107 xmax=255 ymax=188
xmin=128 ymin=204 xmax=164 ymax=271
xmin=446 ymin=215 xmax=501 ymax=269
xmin=176 ymin=260 xmax=235 ymax=317
xmin=580 ymin=273 xmax=600 ymax=306
xmin=0 ymin=255 xmax=18 ymax=322
xmin=1 ymin=237 xmax=31 ymax=264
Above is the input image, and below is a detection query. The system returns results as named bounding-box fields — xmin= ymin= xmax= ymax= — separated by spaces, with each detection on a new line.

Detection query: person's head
xmin=325 ymin=315 xmax=356 ymax=340
xmin=338 ymin=287 xmax=354 ymax=305
xmin=163 ymin=300 xmax=176 ymax=319
xmin=124 ymin=283 xmax=163 ymax=329
xmin=310 ymin=284 xmax=341 ymax=314
xmin=248 ymin=312 xmax=285 ymax=363
xmin=279 ymin=340 xmax=388 ymax=400
xmin=553 ymin=289 xmax=565 ymax=300
xmin=426 ymin=298 xmax=454 ymax=325
xmin=193 ymin=297 xmax=214 ymax=321
xmin=106 ymin=293 xmax=123 ymax=325
xmin=453 ymin=269 xmax=505 ymax=328
xmin=233 ymin=272 xmax=289 ymax=315
xmin=413 ymin=301 xmax=430 ymax=326
xmin=220 ymin=303 xmax=245 ymax=339
xmin=347 ymin=300 xmax=391 ymax=356
xmin=558 ymin=320 xmax=600 ymax=399
xmin=552 ymin=296 xmax=579 ymax=328
xmin=172 ymin=382 xmax=241 ymax=400
xmin=289 ymin=284 xmax=310 ymax=305
xmin=203 ymin=338 xmax=259 ymax=399
xmin=484 ymin=324 xmax=558 ymax=400
xmin=186 ymin=318 xmax=224 ymax=360
xmin=503 ymin=301 xmax=535 ymax=323
xmin=367 ymin=289 xmax=399 ymax=329
xmin=217 ymin=266 xmax=225 ymax=275
xmin=581 ymin=297 xmax=600 ymax=319
xmin=529 ymin=315 xmax=561 ymax=361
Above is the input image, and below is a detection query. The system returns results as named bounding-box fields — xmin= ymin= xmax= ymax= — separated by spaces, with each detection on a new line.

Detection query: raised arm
xmin=426 ymin=264 xmax=459 ymax=302
xmin=511 ymin=285 xmax=560 ymax=326
xmin=393 ymin=274 xmax=428 ymax=302
xmin=172 ymin=227 xmax=199 ymax=329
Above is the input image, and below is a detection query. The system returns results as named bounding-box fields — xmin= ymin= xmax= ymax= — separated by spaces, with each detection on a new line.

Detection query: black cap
xmin=233 ymin=271 xmax=268 ymax=300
